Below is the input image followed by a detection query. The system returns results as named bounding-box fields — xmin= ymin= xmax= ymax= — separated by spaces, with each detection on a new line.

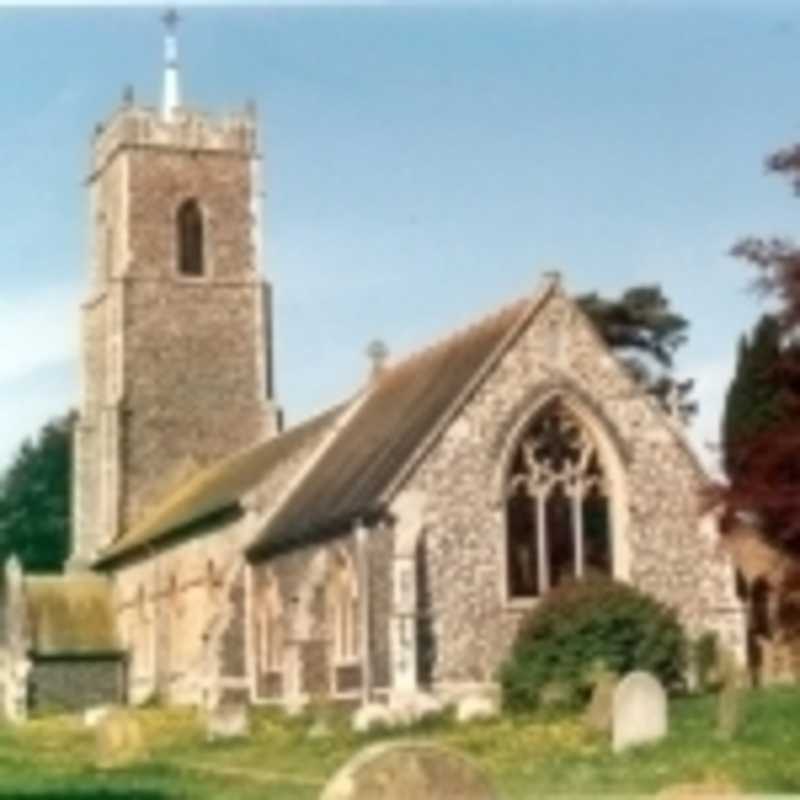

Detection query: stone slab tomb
xmin=612 ymin=671 xmax=667 ymax=752
xmin=320 ymin=741 xmax=496 ymax=800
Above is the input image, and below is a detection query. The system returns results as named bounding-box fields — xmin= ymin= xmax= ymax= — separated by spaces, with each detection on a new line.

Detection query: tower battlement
xmin=91 ymin=104 xmax=258 ymax=177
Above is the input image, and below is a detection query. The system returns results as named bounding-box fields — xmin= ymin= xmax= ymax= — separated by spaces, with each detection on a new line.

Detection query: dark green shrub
xmin=499 ymin=575 xmax=687 ymax=712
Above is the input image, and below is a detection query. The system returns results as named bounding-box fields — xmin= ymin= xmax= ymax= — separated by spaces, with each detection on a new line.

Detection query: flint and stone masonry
xmin=72 ymin=105 xmax=279 ymax=567
xmin=13 ymin=21 xmax=744 ymax=715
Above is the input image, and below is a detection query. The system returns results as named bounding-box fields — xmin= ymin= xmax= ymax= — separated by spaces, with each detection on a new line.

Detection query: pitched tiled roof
xmin=247 ymin=294 xmax=539 ymax=560
xmin=96 ymin=405 xmax=344 ymax=566
xmin=25 ymin=575 xmax=120 ymax=656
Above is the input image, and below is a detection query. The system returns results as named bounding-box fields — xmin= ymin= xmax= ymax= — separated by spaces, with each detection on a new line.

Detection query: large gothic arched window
xmin=505 ymin=398 xmax=612 ymax=599
xmin=176 ymin=198 xmax=205 ymax=277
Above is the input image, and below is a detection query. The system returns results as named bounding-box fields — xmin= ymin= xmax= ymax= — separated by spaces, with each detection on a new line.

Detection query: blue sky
xmin=2 ymin=1 xmax=800 ymax=473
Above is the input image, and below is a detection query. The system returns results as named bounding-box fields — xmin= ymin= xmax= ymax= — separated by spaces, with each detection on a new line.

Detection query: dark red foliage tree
xmin=716 ymin=145 xmax=800 ymax=552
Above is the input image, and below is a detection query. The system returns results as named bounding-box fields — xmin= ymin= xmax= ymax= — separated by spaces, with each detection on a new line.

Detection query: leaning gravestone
xmin=584 ymin=669 xmax=617 ymax=733
xmin=612 ymin=671 xmax=667 ymax=752
xmin=319 ymin=741 xmax=496 ymax=800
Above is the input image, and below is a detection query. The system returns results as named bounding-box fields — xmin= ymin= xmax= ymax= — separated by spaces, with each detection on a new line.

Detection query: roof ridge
xmin=96 ymin=402 xmax=348 ymax=566
xmin=247 ymin=273 xmax=562 ymax=560
xmin=378 ymin=292 xmax=535 ymax=380
xmin=378 ymin=278 xmax=558 ymax=504
xmin=567 ymin=289 xmax=710 ymax=481
xmin=245 ymin=386 xmax=374 ymax=559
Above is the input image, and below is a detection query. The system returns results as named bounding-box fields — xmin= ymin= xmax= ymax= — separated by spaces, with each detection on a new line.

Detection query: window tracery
xmin=505 ymin=398 xmax=612 ymax=599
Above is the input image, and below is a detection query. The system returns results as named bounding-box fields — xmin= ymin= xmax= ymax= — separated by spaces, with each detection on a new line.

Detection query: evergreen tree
xmin=721 ymin=314 xmax=783 ymax=480
xmin=0 ymin=413 xmax=74 ymax=573
xmin=578 ymin=285 xmax=696 ymax=422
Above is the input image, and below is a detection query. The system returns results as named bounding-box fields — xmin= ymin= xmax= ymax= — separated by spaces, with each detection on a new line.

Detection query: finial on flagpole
xmin=162 ymin=7 xmax=179 ymax=31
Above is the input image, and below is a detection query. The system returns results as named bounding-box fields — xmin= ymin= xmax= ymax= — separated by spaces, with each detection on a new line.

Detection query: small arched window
xmin=176 ymin=198 xmax=205 ymax=277
xmin=505 ymin=398 xmax=612 ymax=599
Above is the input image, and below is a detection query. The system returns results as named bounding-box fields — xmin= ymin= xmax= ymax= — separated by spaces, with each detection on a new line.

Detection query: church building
xmin=1 ymin=17 xmax=745 ymax=715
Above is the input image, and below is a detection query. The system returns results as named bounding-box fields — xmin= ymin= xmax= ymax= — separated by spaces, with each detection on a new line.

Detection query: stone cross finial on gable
xmin=665 ymin=381 xmax=685 ymax=425
xmin=366 ymin=339 xmax=389 ymax=380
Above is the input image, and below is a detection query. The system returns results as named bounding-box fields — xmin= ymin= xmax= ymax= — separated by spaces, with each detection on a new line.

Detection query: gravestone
xmin=584 ymin=670 xmax=617 ymax=733
xmin=456 ymin=694 xmax=498 ymax=724
xmin=95 ymin=708 xmax=147 ymax=769
xmin=308 ymin=719 xmax=333 ymax=740
xmin=205 ymin=701 xmax=250 ymax=741
xmin=539 ymin=681 xmax=572 ymax=709
xmin=319 ymin=741 xmax=496 ymax=800
xmin=352 ymin=703 xmax=394 ymax=733
xmin=716 ymin=650 xmax=746 ymax=741
xmin=389 ymin=691 xmax=443 ymax=725
xmin=84 ymin=704 xmax=113 ymax=729
xmin=612 ymin=671 xmax=667 ymax=752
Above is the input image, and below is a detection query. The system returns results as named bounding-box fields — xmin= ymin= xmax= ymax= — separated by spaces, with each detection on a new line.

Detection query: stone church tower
xmin=71 ymin=14 xmax=279 ymax=567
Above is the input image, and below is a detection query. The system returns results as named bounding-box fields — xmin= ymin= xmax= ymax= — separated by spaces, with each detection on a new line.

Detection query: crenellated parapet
xmin=90 ymin=104 xmax=258 ymax=178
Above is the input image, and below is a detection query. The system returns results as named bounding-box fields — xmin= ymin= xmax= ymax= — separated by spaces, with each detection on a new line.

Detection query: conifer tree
xmin=0 ymin=413 xmax=74 ymax=573
xmin=721 ymin=314 xmax=782 ymax=480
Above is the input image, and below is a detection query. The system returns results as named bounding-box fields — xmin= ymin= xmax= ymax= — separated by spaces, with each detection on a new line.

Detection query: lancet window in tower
xmin=505 ymin=398 xmax=612 ymax=599
xmin=176 ymin=198 xmax=204 ymax=277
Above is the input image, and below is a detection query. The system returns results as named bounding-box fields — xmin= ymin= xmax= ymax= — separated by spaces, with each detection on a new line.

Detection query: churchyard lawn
xmin=1 ymin=687 xmax=799 ymax=799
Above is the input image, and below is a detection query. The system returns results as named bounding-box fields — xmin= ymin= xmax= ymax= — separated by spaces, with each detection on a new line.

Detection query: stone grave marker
xmin=95 ymin=708 xmax=147 ymax=769
xmin=205 ymin=700 xmax=250 ymax=741
xmin=352 ymin=703 xmax=394 ymax=733
xmin=584 ymin=669 xmax=617 ymax=733
xmin=84 ymin=704 xmax=113 ymax=729
xmin=612 ymin=671 xmax=667 ymax=752
xmin=456 ymin=693 xmax=499 ymax=724
xmin=716 ymin=649 xmax=746 ymax=741
xmin=319 ymin=741 xmax=497 ymax=800
xmin=539 ymin=681 xmax=572 ymax=709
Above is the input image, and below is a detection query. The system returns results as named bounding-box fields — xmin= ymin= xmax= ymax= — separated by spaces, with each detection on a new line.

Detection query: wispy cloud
xmin=0 ymin=284 xmax=79 ymax=384
xmin=0 ymin=362 xmax=76 ymax=472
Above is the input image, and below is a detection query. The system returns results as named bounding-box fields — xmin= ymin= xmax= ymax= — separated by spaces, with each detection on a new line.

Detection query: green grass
xmin=0 ymin=687 xmax=797 ymax=798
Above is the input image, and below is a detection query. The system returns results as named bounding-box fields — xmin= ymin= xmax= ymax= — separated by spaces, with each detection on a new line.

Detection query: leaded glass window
xmin=506 ymin=398 xmax=612 ymax=599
